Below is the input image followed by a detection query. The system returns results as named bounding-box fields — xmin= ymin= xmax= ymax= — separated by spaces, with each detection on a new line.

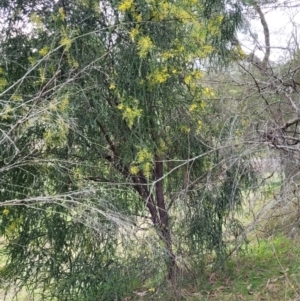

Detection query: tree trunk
xmin=123 ymin=154 xmax=177 ymax=280
xmin=131 ymin=156 xmax=177 ymax=280
xmin=280 ymin=151 xmax=300 ymax=203
xmin=155 ymin=155 xmax=177 ymax=280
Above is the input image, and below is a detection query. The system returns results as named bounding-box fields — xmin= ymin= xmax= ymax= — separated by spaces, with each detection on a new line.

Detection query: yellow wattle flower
xmin=118 ymin=0 xmax=134 ymax=12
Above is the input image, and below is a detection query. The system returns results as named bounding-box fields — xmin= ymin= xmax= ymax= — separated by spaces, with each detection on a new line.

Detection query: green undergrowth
xmin=133 ymin=234 xmax=300 ymax=301
xmin=217 ymin=235 xmax=300 ymax=301
xmin=1 ymin=233 xmax=300 ymax=301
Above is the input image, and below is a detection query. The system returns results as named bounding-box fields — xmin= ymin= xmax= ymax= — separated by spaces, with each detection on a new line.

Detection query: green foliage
xmin=0 ymin=200 xmax=141 ymax=300
xmin=187 ymin=158 xmax=255 ymax=267
xmin=0 ymin=0 xmax=251 ymax=298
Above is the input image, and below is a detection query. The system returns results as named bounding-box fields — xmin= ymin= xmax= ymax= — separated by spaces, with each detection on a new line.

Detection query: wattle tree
xmin=0 ymin=0 xmax=251 ymax=299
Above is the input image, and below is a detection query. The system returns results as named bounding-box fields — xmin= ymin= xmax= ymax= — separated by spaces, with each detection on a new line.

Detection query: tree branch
xmin=253 ymin=3 xmax=270 ymax=70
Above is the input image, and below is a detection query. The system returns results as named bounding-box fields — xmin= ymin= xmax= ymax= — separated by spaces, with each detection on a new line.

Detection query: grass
xmin=215 ymin=235 xmax=300 ymax=301
xmin=133 ymin=234 xmax=300 ymax=301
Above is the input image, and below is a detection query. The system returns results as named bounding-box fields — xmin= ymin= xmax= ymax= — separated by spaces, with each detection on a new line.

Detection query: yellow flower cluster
xmin=130 ymin=165 xmax=139 ymax=175
xmin=184 ymin=0 xmax=197 ymax=4
xmin=67 ymin=54 xmax=79 ymax=68
xmin=5 ymin=221 xmax=16 ymax=236
xmin=60 ymin=36 xmax=72 ymax=51
xmin=157 ymin=138 xmax=167 ymax=155
xmin=215 ymin=15 xmax=224 ymax=22
xmin=203 ymin=87 xmax=215 ymax=98
xmin=130 ymin=162 xmax=152 ymax=178
xmin=189 ymin=104 xmax=197 ymax=111
xmin=189 ymin=86 xmax=214 ymax=114
xmin=109 ymin=83 xmax=116 ymax=90
xmin=233 ymin=45 xmax=246 ymax=60
xmin=11 ymin=94 xmax=22 ymax=101
xmin=117 ymin=103 xmax=142 ymax=128
xmin=3 ymin=208 xmax=9 ymax=215
xmin=0 ymin=67 xmax=7 ymax=92
xmin=184 ymin=75 xmax=193 ymax=86
xmin=118 ymin=0 xmax=134 ymax=12
xmin=137 ymin=36 xmax=154 ymax=58
xmin=197 ymin=45 xmax=214 ymax=58
xmin=135 ymin=13 xmax=142 ymax=22
xmin=137 ymin=148 xmax=152 ymax=163
xmin=130 ymin=148 xmax=153 ymax=177
xmin=142 ymin=162 xmax=152 ymax=177
xmin=193 ymin=70 xmax=204 ymax=79
xmin=184 ymin=70 xmax=204 ymax=88
xmin=148 ymin=67 xmax=169 ymax=85
xmin=177 ymin=44 xmax=185 ymax=53
xmin=189 ymin=101 xmax=206 ymax=112
xmin=161 ymin=51 xmax=174 ymax=60
xmin=48 ymin=95 xmax=69 ymax=112
xmin=28 ymin=56 xmax=37 ymax=66
xmin=150 ymin=1 xmax=169 ymax=21
xmin=30 ymin=12 xmax=43 ymax=29
xmin=151 ymin=1 xmax=195 ymax=23
xmin=39 ymin=67 xmax=46 ymax=83
xmin=59 ymin=95 xmax=69 ymax=112
xmin=39 ymin=46 xmax=50 ymax=56
xmin=129 ymin=27 xmax=140 ymax=42
xmin=208 ymin=15 xmax=224 ymax=36
xmin=58 ymin=7 xmax=66 ymax=20
xmin=60 ymin=28 xmax=72 ymax=51
xmin=172 ymin=6 xmax=194 ymax=23
xmin=180 ymin=125 xmax=191 ymax=133
xmin=138 ymin=148 xmax=153 ymax=177
xmin=0 ymin=77 xmax=8 ymax=91
xmin=195 ymin=120 xmax=203 ymax=134
xmin=1 ymin=105 xmax=13 ymax=120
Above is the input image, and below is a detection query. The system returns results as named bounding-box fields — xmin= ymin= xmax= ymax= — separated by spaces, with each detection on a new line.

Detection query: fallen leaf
xmin=134 ymin=290 xmax=148 ymax=297
xmin=209 ymin=272 xmax=217 ymax=283
xmin=235 ymin=292 xmax=245 ymax=300
xmin=280 ymin=268 xmax=289 ymax=274
xmin=270 ymin=277 xmax=278 ymax=283
xmin=266 ymin=283 xmax=280 ymax=293
xmin=192 ymin=292 xmax=203 ymax=298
